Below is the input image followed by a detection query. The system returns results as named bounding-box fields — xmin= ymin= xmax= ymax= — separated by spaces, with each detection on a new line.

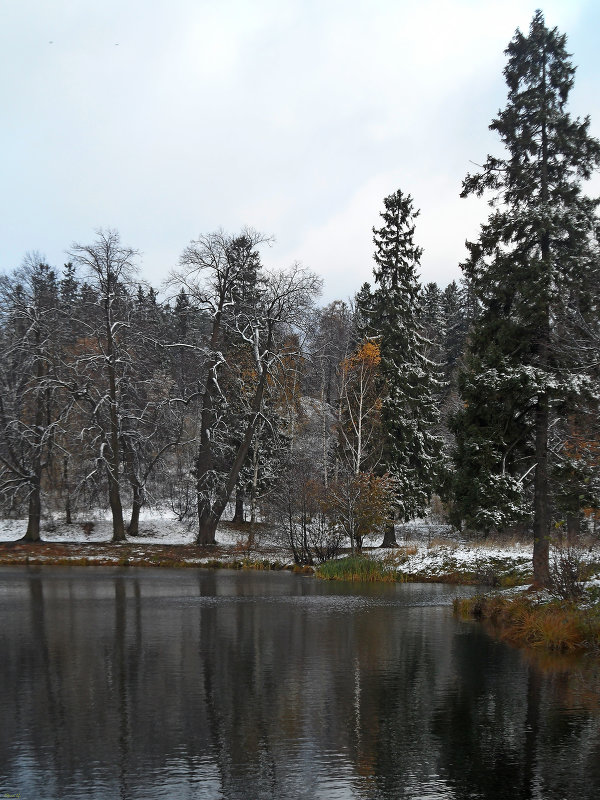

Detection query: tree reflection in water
xmin=0 ymin=567 xmax=598 ymax=799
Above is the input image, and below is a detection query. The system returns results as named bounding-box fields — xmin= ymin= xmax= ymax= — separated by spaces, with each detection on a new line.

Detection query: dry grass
xmin=455 ymin=594 xmax=600 ymax=652
xmin=427 ymin=537 xmax=458 ymax=550
xmin=477 ymin=534 xmax=525 ymax=549
xmin=399 ymin=544 xmax=418 ymax=557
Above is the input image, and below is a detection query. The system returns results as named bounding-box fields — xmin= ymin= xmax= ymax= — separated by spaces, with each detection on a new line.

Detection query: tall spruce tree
xmin=360 ymin=190 xmax=442 ymax=529
xmin=441 ymin=280 xmax=470 ymax=388
xmin=453 ymin=11 xmax=600 ymax=584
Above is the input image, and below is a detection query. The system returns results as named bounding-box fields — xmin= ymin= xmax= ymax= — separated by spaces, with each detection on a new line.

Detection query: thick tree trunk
xmin=23 ymin=478 xmax=42 ymax=542
xmin=380 ymin=521 xmax=398 ymax=548
xmin=128 ymin=484 xmax=143 ymax=536
xmin=123 ymin=438 xmax=143 ymax=536
xmin=196 ymin=339 xmax=271 ymax=546
xmin=109 ymin=474 xmax=126 ymax=542
xmin=195 ymin=402 xmax=218 ymax=543
xmin=532 ymin=78 xmax=551 ymax=588
xmin=65 ymin=494 xmax=72 ymax=526
xmin=532 ymin=391 xmax=550 ymax=586
xmin=106 ymin=296 xmax=126 ymax=544
xmin=198 ymin=505 xmax=219 ymax=545
xmin=232 ymin=488 xmax=245 ymax=524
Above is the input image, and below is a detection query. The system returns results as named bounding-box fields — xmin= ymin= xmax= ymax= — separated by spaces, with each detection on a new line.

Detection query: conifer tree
xmin=441 ymin=280 xmax=470 ymax=388
xmin=360 ymin=190 xmax=443 ymax=527
xmin=453 ymin=11 xmax=600 ymax=584
xmin=421 ymin=282 xmax=446 ymax=404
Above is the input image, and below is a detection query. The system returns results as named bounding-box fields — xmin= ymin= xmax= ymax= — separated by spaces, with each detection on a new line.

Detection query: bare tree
xmin=171 ymin=229 xmax=321 ymax=544
xmin=68 ymin=229 xmax=139 ymax=543
xmin=0 ymin=257 xmax=69 ymax=540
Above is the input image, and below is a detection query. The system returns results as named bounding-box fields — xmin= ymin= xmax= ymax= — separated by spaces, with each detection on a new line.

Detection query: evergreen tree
xmin=441 ymin=280 xmax=469 ymax=388
xmin=353 ymin=282 xmax=372 ymax=345
xmin=453 ymin=11 xmax=600 ymax=584
xmin=421 ymin=282 xmax=446 ymax=403
xmin=360 ymin=189 xmax=443 ymax=526
xmin=421 ymin=282 xmax=443 ymax=343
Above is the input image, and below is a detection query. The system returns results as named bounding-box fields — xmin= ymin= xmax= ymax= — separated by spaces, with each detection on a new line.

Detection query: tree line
xmin=1 ymin=12 xmax=599 ymax=585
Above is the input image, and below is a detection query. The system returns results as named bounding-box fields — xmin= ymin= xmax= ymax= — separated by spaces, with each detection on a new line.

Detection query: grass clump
xmin=316 ymin=555 xmax=396 ymax=582
xmin=455 ymin=593 xmax=600 ymax=652
xmin=292 ymin=564 xmax=315 ymax=575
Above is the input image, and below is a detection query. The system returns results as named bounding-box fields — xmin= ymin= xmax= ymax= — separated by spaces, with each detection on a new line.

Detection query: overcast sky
xmin=1 ymin=0 xmax=599 ymax=303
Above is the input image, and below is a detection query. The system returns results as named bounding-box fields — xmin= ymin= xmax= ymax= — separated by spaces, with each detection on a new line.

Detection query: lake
xmin=0 ymin=566 xmax=599 ymax=799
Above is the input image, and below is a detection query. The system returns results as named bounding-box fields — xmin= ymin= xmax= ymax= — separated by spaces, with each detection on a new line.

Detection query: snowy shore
xmin=1 ymin=512 xmax=599 ymax=588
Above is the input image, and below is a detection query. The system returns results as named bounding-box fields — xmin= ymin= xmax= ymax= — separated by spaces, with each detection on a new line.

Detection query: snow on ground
xmin=1 ymin=512 xmax=599 ymax=584
xmin=0 ymin=509 xmax=234 ymax=546
xmin=388 ymin=540 xmax=534 ymax=579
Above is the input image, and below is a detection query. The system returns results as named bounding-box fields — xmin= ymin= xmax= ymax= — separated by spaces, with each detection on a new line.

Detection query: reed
xmin=455 ymin=594 xmax=600 ymax=652
xmin=316 ymin=555 xmax=396 ymax=582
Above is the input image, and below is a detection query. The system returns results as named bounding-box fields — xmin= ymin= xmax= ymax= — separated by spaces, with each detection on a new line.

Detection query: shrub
xmin=549 ymin=547 xmax=587 ymax=601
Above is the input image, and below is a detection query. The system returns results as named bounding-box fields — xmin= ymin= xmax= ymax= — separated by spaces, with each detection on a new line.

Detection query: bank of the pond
xmin=1 ymin=526 xmax=599 ymax=601
xmin=455 ymin=591 xmax=600 ymax=653
xmin=0 ymin=541 xmax=532 ymax=585
xmin=315 ymin=551 xmax=534 ymax=586
xmin=0 ymin=540 xmax=290 ymax=571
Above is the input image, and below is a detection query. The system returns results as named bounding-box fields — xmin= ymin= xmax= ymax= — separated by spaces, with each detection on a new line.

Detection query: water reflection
xmin=0 ymin=567 xmax=598 ymax=799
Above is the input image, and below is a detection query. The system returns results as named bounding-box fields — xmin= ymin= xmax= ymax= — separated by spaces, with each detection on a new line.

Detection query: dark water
xmin=0 ymin=568 xmax=599 ymax=800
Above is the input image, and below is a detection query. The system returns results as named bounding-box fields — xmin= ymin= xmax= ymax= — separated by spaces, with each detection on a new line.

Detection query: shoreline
xmin=0 ymin=539 xmax=531 ymax=585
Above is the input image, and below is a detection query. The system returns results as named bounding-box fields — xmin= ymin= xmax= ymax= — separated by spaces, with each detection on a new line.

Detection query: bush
xmin=549 ymin=547 xmax=587 ymax=601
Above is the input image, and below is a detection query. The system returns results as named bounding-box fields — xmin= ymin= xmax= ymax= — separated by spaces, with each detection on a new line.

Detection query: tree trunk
xmin=128 ymin=484 xmax=143 ymax=536
xmin=196 ymin=341 xmax=271 ymax=546
xmin=380 ymin=521 xmax=398 ymax=548
xmin=22 ymin=333 xmax=45 ymax=543
xmin=250 ymin=449 xmax=259 ymax=524
xmin=23 ymin=477 xmax=42 ymax=542
xmin=195 ymin=306 xmax=223 ymax=546
xmin=198 ymin=505 xmax=218 ymax=545
xmin=109 ymin=473 xmax=126 ymax=542
xmin=122 ymin=436 xmax=144 ymax=536
xmin=532 ymin=391 xmax=550 ymax=586
xmin=105 ymin=294 xmax=126 ymax=544
xmin=232 ymin=488 xmax=245 ymax=524
xmin=533 ymin=73 xmax=551 ymax=588
xmin=63 ymin=456 xmax=72 ymax=524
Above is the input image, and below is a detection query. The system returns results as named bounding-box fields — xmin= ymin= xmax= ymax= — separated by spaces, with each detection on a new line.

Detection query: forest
xmin=1 ymin=11 xmax=599 ymax=588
